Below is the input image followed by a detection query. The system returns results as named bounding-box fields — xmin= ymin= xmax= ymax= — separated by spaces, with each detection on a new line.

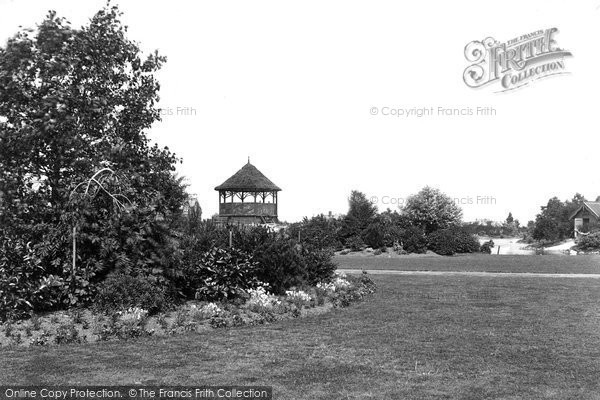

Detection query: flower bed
xmin=0 ymin=272 xmax=376 ymax=348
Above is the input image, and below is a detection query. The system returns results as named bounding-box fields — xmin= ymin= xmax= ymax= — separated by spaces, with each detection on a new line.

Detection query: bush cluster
xmin=345 ymin=236 xmax=365 ymax=251
xmin=177 ymin=224 xmax=338 ymax=297
xmin=399 ymin=227 xmax=428 ymax=254
xmin=301 ymin=246 xmax=337 ymax=286
xmin=480 ymin=240 xmax=495 ymax=254
xmin=192 ymin=247 xmax=263 ymax=301
xmin=288 ymin=215 xmax=343 ymax=251
xmin=327 ymin=218 xmax=480 ymax=257
xmin=1 ymin=220 xmax=338 ymax=321
xmin=426 ymin=227 xmax=481 ymax=256
xmin=0 ymin=236 xmax=62 ymax=321
xmin=93 ymin=274 xmax=173 ymax=315
xmin=287 ymin=197 xmax=480 ymax=257
xmin=575 ymin=231 xmax=600 ymax=252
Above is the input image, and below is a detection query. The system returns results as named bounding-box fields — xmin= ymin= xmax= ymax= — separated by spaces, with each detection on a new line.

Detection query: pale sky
xmin=1 ymin=0 xmax=599 ymax=223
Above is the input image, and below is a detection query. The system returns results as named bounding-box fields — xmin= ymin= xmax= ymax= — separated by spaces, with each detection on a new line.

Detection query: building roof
xmin=569 ymin=201 xmax=600 ymax=220
xmin=585 ymin=202 xmax=600 ymax=218
xmin=215 ymin=161 xmax=281 ymax=191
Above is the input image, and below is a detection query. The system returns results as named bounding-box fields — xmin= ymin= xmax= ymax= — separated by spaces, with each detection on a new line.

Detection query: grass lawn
xmin=2 ymin=274 xmax=600 ymax=399
xmin=336 ymin=253 xmax=600 ymax=274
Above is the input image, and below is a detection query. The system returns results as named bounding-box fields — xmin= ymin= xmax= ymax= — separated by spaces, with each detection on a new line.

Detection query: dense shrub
xmin=480 ymin=240 xmax=495 ymax=254
xmin=66 ymin=201 xmax=184 ymax=289
xmin=301 ymin=246 xmax=337 ymax=285
xmin=179 ymin=225 xmax=275 ymax=277
xmin=93 ymin=273 xmax=172 ymax=315
xmin=399 ymin=227 xmax=427 ymax=254
xmin=180 ymin=220 xmax=230 ymax=255
xmin=186 ymin=247 xmax=262 ymax=301
xmin=0 ymin=236 xmax=63 ymax=321
xmin=183 ymin=224 xmax=276 ymax=255
xmin=426 ymin=230 xmax=456 ymax=255
xmin=178 ymin=224 xmax=337 ymax=298
xmin=345 ymin=235 xmax=365 ymax=251
xmin=253 ymin=239 xmax=307 ymax=295
xmin=362 ymin=223 xmax=386 ymax=249
xmin=575 ymin=231 xmax=600 ymax=252
xmin=230 ymin=227 xmax=274 ymax=255
xmin=2 ymin=200 xmax=185 ymax=321
xmin=427 ymin=228 xmax=480 ymax=256
xmin=532 ymin=217 xmax=560 ymax=242
xmin=382 ymin=224 xmax=404 ymax=247
xmin=289 ymin=215 xmax=343 ymax=251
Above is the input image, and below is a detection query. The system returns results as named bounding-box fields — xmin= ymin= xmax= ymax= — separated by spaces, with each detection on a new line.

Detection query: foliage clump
xmin=575 ymin=231 xmax=600 ymax=252
xmin=427 ymin=227 xmax=481 ymax=256
xmin=93 ymin=274 xmax=172 ymax=315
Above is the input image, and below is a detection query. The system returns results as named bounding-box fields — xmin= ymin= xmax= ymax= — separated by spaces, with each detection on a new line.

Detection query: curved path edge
xmin=338 ymin=269 xmax=600 ymax=279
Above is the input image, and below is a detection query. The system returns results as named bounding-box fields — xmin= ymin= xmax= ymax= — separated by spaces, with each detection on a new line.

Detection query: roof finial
xmin=247 ymin=156 xmax=250 ymax=164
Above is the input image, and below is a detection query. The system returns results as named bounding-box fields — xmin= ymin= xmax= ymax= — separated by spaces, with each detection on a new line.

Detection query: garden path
xmin=338 ymin=269 xmax=600 ymax=279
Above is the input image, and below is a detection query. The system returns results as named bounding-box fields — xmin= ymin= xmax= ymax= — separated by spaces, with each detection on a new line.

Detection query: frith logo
xmin=463 ymin=28 xmax=572 ymax=92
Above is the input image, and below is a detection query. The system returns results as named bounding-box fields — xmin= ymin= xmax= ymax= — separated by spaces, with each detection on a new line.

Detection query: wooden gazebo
xmin=214 ymin=160 xmax=281 ymax=224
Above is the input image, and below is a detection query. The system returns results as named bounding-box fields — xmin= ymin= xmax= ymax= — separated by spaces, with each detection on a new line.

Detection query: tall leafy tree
xmin=340 ymin=190 xmax=378 ymax=240
xmin=0 ymin=4 xmax=187 ymax=308
xmin=347 ymin=191 xmax=378 ymax=225
xmin=402 ymin=186 xmax=462 ymax=234
xmin=506 ymin=212 xmax=514 ymax=224
xmin=0 ymin=5 xmax=184 ymax=238
xmin=532 ymin=194 xmax=586 ymax=241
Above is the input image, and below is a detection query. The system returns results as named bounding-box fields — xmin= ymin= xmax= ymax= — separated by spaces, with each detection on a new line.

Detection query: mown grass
xmin=336 ymin=253 xmax=600 ymax=274
xmin=2 ymin=274 xmax=600 ymax=399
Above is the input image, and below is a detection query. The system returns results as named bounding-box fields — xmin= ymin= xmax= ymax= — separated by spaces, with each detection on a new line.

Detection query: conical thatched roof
xmin=215 ymin=161 xmax=281 ymax=191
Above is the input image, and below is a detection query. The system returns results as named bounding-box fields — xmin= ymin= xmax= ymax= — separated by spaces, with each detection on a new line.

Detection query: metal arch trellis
xmin=68 ymin=168 xmax=133 ymax=276
xmin=69 ymin=168 xmax=132 ymax=211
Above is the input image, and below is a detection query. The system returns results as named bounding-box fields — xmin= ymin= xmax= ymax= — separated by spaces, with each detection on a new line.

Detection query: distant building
xmin=214 ymin=160 xmax=281 ymax=225
xmin=324 ymin=211 xmax=342 ymax=220
xmin=183 ymin=196 xmax=202 ymax=220
xmin=570 ymin=201 xmax=600 ymax=237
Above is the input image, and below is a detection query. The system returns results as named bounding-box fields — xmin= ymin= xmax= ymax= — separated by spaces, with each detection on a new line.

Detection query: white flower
xmin=200 ymin=303 xmax=222 ymax=317
xmin=188 ymin=303 xmax=221 ymax=319
xmin=317 ymin=277 xmax=351 ymax=292
xmin=316 ymin=282 xmax=336 ymax=292
xmin=117 ymin=307 xmax=148 ymax=323
xmin=333 ymin=277 xmax=351 ymax=289
xmin=285 ymin=290 xmax=312 ymax=302
xmin=247 ymin=287 xmax=281 ymax=308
